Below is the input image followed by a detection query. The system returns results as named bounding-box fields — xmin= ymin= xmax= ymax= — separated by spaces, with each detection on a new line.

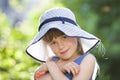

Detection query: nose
xmin=58 ymin=41 xmax=64 ymax=50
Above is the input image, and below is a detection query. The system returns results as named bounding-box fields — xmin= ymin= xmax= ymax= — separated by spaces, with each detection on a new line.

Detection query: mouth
xmin=61 ymin=49 xmax=69 ymax=54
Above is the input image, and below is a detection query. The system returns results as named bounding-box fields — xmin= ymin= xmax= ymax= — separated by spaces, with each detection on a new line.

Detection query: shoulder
xmin=84 ymin=53 xmax=96 ymax=62
xmin=73 ymin=53 xmax=97 ymax=79
xmin=78 ymin=53 xmax=96 ymax=79
xmin=80 ymin=53 xmax=96 ymax=71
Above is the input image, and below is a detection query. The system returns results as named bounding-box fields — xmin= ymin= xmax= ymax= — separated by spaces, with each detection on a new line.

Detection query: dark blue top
xmin=64 ymin=53 xmax=93 ymax=80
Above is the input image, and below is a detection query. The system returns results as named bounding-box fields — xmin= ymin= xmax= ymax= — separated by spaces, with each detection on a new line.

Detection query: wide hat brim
xmin=26 ymin=21 xmax=100 ymax=62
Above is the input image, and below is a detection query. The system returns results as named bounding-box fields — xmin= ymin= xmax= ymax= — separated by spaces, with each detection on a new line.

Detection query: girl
xmin=26 ymin=8 xmax=100 ymax=80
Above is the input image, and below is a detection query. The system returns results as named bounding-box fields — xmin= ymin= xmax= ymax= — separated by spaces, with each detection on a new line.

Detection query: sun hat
xmin=26 ymin=7 xmax=100 ymax=62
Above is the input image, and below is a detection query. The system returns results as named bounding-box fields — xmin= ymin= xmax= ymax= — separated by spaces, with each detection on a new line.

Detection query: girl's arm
xmin=46 ymin=60 xmax=69 ymax=80
xmin=34 ymin=63 xmax=48 ymax=80
xmin=57 ymin=61 xmax=80 ymax=77
xmin=34 ymin=57 xmax=69 ymax=80
xmin=37 ymin=73 xmax=53 ymax=80
xmin=72 ymin=54 xmax=96 ymax=80
xmin=34 ymin=56 xmax=59 ymax=79
xmin=34 ymin=57 xmax=80 ymax=80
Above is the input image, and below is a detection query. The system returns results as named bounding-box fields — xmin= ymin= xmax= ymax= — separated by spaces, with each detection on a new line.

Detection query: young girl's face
xmin=47 ymin=35 xmax=79 ymax=60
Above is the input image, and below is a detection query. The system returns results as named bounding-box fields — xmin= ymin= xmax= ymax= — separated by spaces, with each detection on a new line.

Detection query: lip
xmin=61 ymin=49 xmax=69 ymax=54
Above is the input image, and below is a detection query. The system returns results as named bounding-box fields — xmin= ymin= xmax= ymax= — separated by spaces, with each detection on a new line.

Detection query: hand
xmin=57 ymin=61 xmax=80 ymax=77
xmin=64 ymin=62 xmax=80 ymax=77
xmin=34 ymin=57 xmax=59 ymax=80
xmin=34 ymin=63 xmax=48 ymax=80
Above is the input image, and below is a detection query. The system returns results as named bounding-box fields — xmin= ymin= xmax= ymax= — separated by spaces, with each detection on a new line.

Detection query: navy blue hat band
xmin=38 ymin=17 xmax=77 ymax=31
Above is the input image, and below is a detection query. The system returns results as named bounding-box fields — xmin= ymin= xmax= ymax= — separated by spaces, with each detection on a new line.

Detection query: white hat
xmin=26 ymin=8 xmax=100 ymax=62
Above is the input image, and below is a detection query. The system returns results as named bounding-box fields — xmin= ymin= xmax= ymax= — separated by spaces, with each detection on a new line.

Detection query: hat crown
xmin=40 ymin=8 xmax=76 ymax=24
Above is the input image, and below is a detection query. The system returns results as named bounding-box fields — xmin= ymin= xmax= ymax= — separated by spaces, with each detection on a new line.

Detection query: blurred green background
xmin=0 ymin=0 xmax=120 ymax=80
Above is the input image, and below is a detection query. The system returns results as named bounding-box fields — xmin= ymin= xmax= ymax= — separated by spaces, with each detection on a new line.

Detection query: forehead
xmin=43 ymin=29 xmax=65 ymax=42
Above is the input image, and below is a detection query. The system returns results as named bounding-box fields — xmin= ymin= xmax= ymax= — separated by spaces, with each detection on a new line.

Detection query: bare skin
xmin=34 ymin=35 xmax=95 ymax=80
xmin=34 ymin=58 xmax=80 ymax=80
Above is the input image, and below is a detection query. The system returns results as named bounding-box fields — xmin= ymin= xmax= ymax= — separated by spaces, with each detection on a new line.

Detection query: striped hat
xmin=26 ymin=8 xmax=100 ymax=62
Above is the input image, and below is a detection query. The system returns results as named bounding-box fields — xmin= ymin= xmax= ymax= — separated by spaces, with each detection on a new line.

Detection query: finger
xmin=72 ymin=65 xmax=79 ymax=77
xmin=68 ymin=62 xmax=80 ymax=76
xmin=64 ymin=62 xmax=76 ymax=75
xmin=69 ymin=64 xmax=76 ymax=76
xmin=71 ymin=62 xmax=80 ymax=74
xmin=71 ymin=62 xmax=80 ymax=72
xmin=64 ymin=64 xmax=71 ymax=73
xmin=36 ymin=71 xmax=46 ymax=78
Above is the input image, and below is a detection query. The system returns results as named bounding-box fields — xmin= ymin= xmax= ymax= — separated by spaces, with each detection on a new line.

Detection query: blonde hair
xmin=43 ymin=29 xmax=84 ymax=55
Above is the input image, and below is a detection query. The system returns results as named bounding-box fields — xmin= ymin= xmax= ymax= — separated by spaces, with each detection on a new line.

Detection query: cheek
xmin=50 ymin=46 xmax=59 ymax=55
xmin=68 ymin=39 xmax=78 ymax=47
xmin=67 ymin=39 xmax=78 ymax=52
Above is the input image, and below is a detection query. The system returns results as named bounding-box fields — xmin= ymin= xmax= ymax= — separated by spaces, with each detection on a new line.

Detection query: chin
xmin=61 ymin=57 xmax=71 ymax=61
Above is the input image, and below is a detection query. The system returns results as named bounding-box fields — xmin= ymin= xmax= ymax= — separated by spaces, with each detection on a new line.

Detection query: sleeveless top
xmin=64 ymin=53 xmax=93 ymax=80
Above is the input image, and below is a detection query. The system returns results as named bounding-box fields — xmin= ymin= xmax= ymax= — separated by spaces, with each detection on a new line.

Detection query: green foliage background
xmin=0 ymin=0 xmax=120 ymax=80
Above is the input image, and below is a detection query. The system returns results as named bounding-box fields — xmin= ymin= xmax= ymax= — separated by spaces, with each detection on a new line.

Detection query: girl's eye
xmin=63 ymin=35 xmax=68 ymax=39
xmin=50 ymin=41 xmax=56 ymax=45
